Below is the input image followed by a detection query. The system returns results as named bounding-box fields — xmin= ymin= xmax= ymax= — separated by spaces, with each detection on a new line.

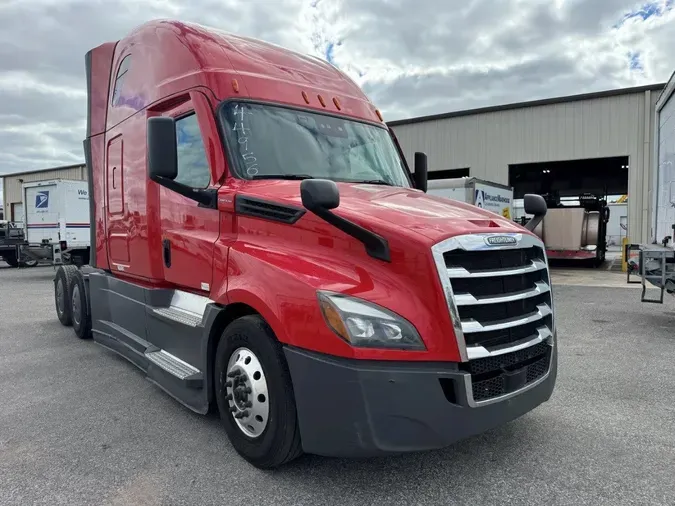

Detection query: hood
xmin=234 ymin=180 xmax=527 ymax=243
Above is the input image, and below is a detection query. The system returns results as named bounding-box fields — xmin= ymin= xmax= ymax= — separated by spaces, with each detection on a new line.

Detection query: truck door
xmin=155 ymin=91 xmax=224 ymax=293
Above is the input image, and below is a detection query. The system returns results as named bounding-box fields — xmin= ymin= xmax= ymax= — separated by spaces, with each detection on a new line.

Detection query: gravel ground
xmin=1 ymin=263 xmax=674 ymax=506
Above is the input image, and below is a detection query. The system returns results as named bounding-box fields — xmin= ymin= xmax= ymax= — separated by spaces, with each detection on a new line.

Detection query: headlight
xmin=317 ymin=291 xmax=425 ymax=350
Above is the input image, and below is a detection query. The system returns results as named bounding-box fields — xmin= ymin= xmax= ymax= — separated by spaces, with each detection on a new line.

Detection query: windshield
xmin=220 ymin=102 xmax=412 ymax=187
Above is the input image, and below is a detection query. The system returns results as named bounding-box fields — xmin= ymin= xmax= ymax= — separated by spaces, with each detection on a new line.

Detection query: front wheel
xmin=214 ymin=315 xmax=302 ymax=469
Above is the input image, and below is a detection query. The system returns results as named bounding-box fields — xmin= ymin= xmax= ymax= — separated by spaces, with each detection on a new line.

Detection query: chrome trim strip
xmin=461 ymin=303 xmax=552 ymax=333
xmin=455 ymin=281 xmax=550 ymax=306
xmin=447 ymin=259 xmax=547 ymax=279
xmin=466 ymin=326 xmax=552 ymax=360
xmin=431 ymin=232 xmax=554 ymax=363
xmin=463 ymin=341 xmax=554 ymax=407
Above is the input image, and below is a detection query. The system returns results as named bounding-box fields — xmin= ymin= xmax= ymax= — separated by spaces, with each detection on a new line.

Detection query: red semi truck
xmin=54 ymin=20 xmax=557 ymax=469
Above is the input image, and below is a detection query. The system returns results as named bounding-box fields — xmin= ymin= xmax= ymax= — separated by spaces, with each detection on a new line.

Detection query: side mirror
xmin=146 ymin=115 xmax=217 ymax=209
xmin=300 ymin=178 xmax=391 ymax=261
xmin=413 ymin=152 xmax=428 ymax=193
xmin=147 ymin=116 xmax=178 ymax=181
xmin=523 ymin=193 xmax=547 ymax=232
xmin=300 ymin=179 xmax=340 ymax=212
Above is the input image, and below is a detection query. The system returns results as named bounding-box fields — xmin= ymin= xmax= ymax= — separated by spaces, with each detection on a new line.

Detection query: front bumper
xmin=284 ymin=339 xmax=557 ymax=458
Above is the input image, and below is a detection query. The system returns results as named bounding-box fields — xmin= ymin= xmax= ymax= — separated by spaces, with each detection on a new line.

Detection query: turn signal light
xmin=319 ymin=297 xmax=349 ymax=341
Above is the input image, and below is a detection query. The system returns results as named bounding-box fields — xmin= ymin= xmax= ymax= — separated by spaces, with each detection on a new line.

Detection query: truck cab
xmin=54 ymin=19 xmax=557 ymax=469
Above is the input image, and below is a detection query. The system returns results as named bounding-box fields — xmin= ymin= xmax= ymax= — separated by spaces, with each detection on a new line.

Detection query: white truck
xmin=626 ymin=71 xmax=675 ymax=301
xmin=20 ymin=179 xmax=91 ymax=266
xmin=427 ymin=177 xmax=514 ymax=220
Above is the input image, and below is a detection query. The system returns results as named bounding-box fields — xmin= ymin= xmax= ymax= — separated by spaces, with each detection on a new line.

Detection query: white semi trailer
xmin=627 ymin=71 xmax=675 ymax=302
xmin=427 ymin=177 xmax=514 ymax=219
xmin=20 ymin=179 xmax=91 ymax=266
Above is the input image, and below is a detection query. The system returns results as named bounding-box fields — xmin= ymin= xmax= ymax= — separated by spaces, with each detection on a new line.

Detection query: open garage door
xmin=509 ymin=156 xmax=629 ymax=267
xmin=509 ymin=156 xmax=629 ymax=199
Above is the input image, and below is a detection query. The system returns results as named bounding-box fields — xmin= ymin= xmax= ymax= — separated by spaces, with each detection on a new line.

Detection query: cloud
xmin=0 ymin=0 xmax=674 ymax=175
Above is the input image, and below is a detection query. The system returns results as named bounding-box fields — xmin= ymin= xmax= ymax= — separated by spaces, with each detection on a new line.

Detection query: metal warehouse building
xmin=1 ymin=163 xmax=86 ymax=223
xmin=389 ymin=83 xmax=667 ymax=244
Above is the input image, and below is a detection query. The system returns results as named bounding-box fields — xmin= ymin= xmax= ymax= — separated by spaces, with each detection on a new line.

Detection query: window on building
xmin=428 ymin=168 xmax=470 ymax=180
xmin=111 ymin=55 xmax=131 ymax=106
xmin=174 ymin=113 xmax=211 ymax=189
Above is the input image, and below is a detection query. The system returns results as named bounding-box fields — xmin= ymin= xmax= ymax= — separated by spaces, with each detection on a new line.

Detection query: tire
xmin=3 ymin=250 xmax=19 ymax=268
xmin=70 ymin=269 xmax=92 ymax=339
xmin=54 ymin=265 xmax=78 ymax=326
xmin=20 ymin=259 xmax=39 ymax=268
xmin=214 ymin=315 xmax=302 ymax=469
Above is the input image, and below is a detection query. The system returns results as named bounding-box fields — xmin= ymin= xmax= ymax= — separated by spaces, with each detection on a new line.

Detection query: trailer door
xmin=25 ymin=183 xmax=60 ymax=244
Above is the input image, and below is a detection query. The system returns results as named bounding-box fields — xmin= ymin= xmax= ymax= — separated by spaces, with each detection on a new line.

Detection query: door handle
xmin=163 ymin=239 xmax=171 ymax=268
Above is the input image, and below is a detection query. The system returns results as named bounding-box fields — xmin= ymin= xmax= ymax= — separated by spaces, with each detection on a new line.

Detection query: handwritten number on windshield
xmin=233 ymin=104 xmax=260 ymax=176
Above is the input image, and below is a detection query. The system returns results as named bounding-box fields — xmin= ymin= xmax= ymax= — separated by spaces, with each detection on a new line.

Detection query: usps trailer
xmin=427 ymin=177 xmax=514 ymax=220
xmin=21 ymin=179 xmax=91 ymax=266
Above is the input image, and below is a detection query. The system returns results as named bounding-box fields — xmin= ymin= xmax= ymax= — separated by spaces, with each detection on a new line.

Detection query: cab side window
xmin=175 ymin=113 xmax=211 ymax=189
xmin=111 ymin=55 xmax=131 ymax=107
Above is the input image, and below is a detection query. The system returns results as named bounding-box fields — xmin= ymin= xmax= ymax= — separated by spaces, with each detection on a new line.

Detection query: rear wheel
xmin=3 ymin=250 xmax=18 ymax=268
xmin=214 ymin=315 xmax=302 ymax=469
xmin=54 ymin=265 xmax=78 ymax=326
xmin=70 ymin=269 xmax=92 ymax=339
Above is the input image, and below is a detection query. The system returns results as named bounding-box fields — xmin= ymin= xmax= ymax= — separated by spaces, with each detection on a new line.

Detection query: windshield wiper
xmin=251 ymin=174 xmax=314 ymax=180
xmin=351 ymin=179 xmax=392 ymax=186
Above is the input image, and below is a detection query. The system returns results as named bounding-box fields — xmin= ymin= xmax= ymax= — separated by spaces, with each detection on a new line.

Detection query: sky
xmin=0 ymin=0 xmax=674 ymax=203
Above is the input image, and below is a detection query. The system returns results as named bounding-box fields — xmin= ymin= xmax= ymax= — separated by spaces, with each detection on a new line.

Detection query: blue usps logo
xmin=36 ymin=191 xmax=49 ymax=209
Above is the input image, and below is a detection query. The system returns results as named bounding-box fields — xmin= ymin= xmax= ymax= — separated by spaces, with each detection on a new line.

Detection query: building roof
xmin=0 ymin=163 xmax=86 ymax=178
xmin=387 ymin=82 xmax=667 ymax=127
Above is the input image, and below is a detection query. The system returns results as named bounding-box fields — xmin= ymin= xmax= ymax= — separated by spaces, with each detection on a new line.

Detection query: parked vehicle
xmin=521 ymin=192 xmax=610 ymax=267
xmin=54 ymin=19 xmax=558 ymax=469
xmin=0 ymin=220 xmax=30 ymax=267
xmin=626 ymin=71 xmax=675 ymax=302
xmin=427 ymin=177 xmax=514 ymax=220
xmin=21 ymin=180 xmax=91 ymax=267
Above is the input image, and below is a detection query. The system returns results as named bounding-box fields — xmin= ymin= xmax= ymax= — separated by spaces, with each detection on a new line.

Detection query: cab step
xmin=145 ymin=349 xmax=203 ymax=389
xmin=151 ymin=306 xmax=202 ymax=327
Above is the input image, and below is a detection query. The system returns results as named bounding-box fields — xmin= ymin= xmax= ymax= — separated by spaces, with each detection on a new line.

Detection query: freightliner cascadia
xmin=53 ymin=19 xmax=557 ymax=469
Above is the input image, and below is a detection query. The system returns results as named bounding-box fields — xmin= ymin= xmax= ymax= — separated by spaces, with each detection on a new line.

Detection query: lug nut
xmin=229 ymin=405 xmax=237 ymax=413
xmin=234 ymin=410 xmax=249 ymax=419
xmin=225 ymin=381 xmax=232 ymax=388
xmin=227 ymin=370 xmax=239 ymax=378
xmin=225 ymin=394 xmax=232 ymax=401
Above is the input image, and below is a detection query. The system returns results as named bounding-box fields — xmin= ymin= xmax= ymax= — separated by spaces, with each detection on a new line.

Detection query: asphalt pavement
xmin=1 ymin=263 xmax=675 ymax=506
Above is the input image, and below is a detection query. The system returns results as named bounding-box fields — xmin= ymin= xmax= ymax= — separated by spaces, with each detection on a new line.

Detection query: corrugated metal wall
xmin=1 ymin=165 xmax=86 ymax=221
xmin=391 ymin=90 xmax=659 ymax=243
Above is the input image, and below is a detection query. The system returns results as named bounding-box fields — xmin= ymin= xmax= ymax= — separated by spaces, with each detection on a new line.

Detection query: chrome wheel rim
xmin=72 ymin=285 xmax=81 ymax=326
xmin=226 ymin=347 xmax=269 ymax=438
xmin=56 ymin=278 xmax=65 ymax=315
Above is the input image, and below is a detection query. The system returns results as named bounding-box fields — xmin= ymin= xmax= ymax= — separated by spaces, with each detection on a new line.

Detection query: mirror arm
xmin=525 ymin=215 xmax=543 ymax=232
xmin=152 ymin=175 xmax=218 ymax=209
xmin=309 ymin=207 xmax=391 ymax=262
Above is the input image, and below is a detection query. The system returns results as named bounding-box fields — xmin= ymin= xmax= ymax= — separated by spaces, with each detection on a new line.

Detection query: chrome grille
xmin=432 ymin=233 xmax=555 ymax=363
